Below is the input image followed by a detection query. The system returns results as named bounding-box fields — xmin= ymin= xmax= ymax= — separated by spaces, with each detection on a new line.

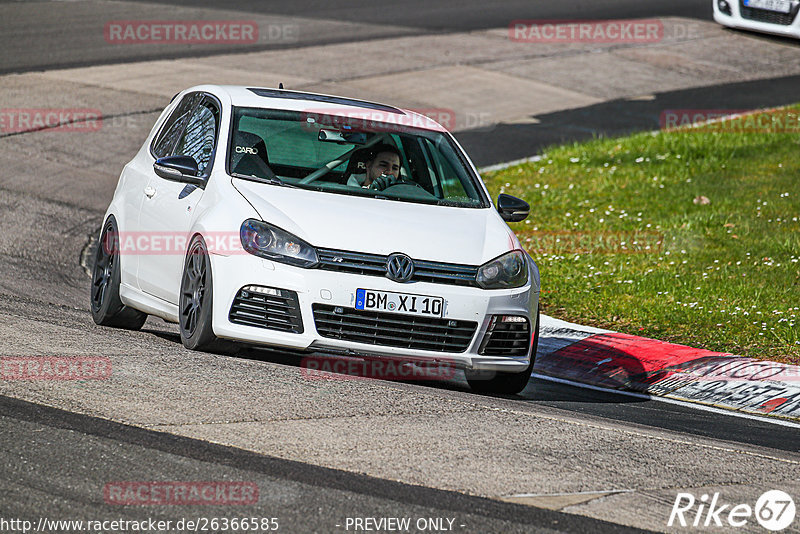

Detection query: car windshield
xmin=227 ymin=107 xmax=489 ymax=208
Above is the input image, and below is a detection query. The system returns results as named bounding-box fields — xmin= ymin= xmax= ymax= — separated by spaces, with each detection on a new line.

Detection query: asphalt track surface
xmin=2 ymin=0 xmax=798 ymax=164
xmin=458 ymin=73 xmax=800 ymax=166
xmin=1 ymin=1 xmax=800 ymax=532
xmin=1 ymin=376 xmax=798 ymax=531
xmin=1 ymin=0 xmax=711 ymax=74
xmin=0 ymin=394 xmax=643 ymax=533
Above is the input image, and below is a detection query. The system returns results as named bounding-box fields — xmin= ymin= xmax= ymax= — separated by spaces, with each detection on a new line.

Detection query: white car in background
xmin=91 ymin=85 xmax=540 ymax=394
xmin=714 ymin=0 xmax=800 ymax=38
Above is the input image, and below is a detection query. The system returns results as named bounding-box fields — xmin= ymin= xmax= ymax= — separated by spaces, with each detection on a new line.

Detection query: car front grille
xmin=316 ymin=248 xmax=479 ymax=287
xmin=739 ymin=0 xmax=797 ymax=24
xmin=312 ymin=304 xmax=477 ymax=353
xmin=479 ymin=317 xmax=531 ymax=357
xmin=229 ymin=286 xmax=303 ymax=333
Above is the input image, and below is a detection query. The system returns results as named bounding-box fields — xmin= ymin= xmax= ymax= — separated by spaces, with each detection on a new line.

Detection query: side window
xmin=399 ymin=135 xmax=437 ymax=195
xmin=151 ymin=93 xmax=203 ymax=159
xmin=387 ymin=134 xmax=410 ymax=180
xmin=173 ymin=101 xmax=218 ymax=176
xmin=421 ymin=137 xmax=471 ymax=200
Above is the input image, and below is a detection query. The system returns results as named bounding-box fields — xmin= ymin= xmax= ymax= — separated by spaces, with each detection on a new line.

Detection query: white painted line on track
xmin=532 ymin=373 xmax=800 ymax=429
xmin=504 ymin=489 xmax=635 ymax=498
xmin=478 ymin=155 xmax=542 ymax=173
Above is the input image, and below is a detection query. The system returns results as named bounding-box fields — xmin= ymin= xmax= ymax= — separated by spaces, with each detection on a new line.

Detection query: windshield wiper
xmin=232 ymin=172 xmax=296 ymax=188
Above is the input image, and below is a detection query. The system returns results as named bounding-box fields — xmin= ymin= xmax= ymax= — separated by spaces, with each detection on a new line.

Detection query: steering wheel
xmin=380 ymin=179 xmax=427 ymax=191
xmin=374 ymin=179 xmax=437 ymax=200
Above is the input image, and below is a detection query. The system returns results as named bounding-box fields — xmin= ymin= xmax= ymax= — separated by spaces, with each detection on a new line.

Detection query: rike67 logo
xmin=669 ymin=490 xmax=795 ymax=531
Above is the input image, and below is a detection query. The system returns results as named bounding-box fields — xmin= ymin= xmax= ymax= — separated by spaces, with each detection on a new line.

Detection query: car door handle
xmin=144 ymin=186 xmax=156 ymax=198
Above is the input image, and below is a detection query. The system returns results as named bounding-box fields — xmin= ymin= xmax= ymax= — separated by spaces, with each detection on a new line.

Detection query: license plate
xmin=355 ymin=289 xmax=444 ymax=317
xmin=744 ymin=0 xmax=792 ymax=12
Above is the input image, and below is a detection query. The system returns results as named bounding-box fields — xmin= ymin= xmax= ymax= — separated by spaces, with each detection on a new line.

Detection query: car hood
xmin=232 ymin=179 xmax=520 ymax=265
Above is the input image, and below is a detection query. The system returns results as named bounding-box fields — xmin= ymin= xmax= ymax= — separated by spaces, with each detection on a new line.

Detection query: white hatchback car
xmin=91 ymin=85 xmax=540 ymax=394
xmin=714 ymin=0 xmax=800 ymax=39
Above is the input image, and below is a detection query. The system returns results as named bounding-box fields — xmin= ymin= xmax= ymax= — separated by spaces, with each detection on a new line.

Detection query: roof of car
xmin=205 ymin=85 xmax=448 ymax=133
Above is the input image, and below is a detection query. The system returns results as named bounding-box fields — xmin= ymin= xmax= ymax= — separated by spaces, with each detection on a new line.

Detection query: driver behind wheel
xmin=347 ymin=144 xmax=402 ymax=190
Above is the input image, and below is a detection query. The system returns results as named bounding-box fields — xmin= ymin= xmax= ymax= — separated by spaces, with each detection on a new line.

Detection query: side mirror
xmin=153 ymin=156 xmax=204 ymax=185
xmin=497 ymin=194 xmax=529 ymax=222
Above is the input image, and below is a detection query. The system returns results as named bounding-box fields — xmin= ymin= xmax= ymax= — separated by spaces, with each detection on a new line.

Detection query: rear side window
xmin=174 ymin=103 xmax=218 ymax=176
xmin=151 ymin=92 xmax=203 ymax=158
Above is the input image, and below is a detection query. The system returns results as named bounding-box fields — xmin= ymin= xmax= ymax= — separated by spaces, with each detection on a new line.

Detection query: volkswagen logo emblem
xmin=386 ymin=253 xmax=415 ymax=283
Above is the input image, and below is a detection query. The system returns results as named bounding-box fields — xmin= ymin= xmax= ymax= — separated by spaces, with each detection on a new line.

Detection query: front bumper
xmin=714 ymin=0 xmax=800 ymax=38
xmin=209 ymin=251 xmax=538 ymax=372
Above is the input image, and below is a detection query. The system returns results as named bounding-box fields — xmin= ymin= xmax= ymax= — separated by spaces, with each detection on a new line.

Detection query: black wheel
xmin=179 ymin=236 xmax=219 ymax=351
xmin=466 ymin=309 xmax=540 ymax=395
xmin=90 ymin=217 xmax=147 ymax=329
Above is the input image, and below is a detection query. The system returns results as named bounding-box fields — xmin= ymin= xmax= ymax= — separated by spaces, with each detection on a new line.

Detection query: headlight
xmin=476 ymin=250 xmax=528 ymax=289
xmin=240 ymin=219 xmax=318 ymax=268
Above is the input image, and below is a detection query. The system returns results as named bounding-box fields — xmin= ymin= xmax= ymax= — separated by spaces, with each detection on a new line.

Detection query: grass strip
xmin=483 ymin=106 xmax=800 ymax=363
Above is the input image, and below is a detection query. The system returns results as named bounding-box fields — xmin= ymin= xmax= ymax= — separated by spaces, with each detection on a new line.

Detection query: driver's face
xmin=366 ymin=152 xmax=401 ymax=184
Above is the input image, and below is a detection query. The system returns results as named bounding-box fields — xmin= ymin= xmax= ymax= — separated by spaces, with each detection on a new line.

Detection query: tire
xmin=179 ymin=236 xmax=222 ymax=351
xmin=90 ymin=217 xmax=148 ymax=329
xmin=466 ymin=308 xmax=540 ymax=395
